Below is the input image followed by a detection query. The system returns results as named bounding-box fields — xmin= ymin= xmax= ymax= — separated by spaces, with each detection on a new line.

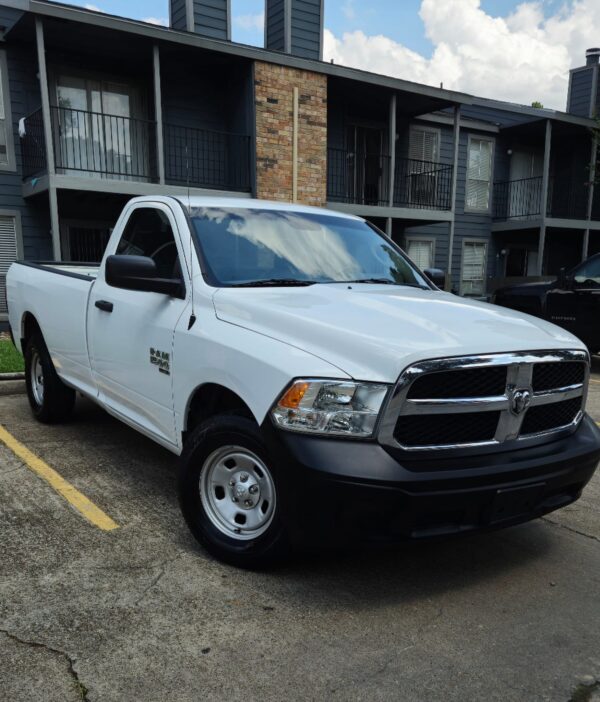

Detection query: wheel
xmin=178 ymin=415 xmax=288 ymax=568
xmin=24 ymin=331 xmax=76 ymax=423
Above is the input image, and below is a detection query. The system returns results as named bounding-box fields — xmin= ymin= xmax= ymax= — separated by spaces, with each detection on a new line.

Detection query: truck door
xmin=87 ymin=203 xmax=189 ymax=448
xmin=571 ymin=255 xmax=600 ymax=352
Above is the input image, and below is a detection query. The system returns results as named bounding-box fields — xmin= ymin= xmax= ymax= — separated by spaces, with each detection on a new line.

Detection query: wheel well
xmin=21 ymin=312 xmax=41 ymax=347
xmin=184 ymin=384 xmax=255 ymax=441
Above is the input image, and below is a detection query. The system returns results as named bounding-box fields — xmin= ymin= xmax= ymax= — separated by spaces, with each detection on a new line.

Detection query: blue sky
xmin=75 ymin=0 xmax=555 ymax=52
xmin=66 ymin=1 xmax=596 ymax=108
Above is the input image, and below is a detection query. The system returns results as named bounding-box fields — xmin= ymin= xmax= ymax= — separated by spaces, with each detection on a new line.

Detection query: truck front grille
xmin=379 ymin=350 xmax=588 ymax=452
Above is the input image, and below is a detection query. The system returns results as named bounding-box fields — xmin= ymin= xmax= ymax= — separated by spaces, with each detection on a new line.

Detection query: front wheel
xmin=178 ymin=415 xmax=288 ymax=568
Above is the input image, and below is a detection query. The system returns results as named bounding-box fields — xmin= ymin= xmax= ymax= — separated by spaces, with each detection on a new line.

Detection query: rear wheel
xmin=178 ymin=415 xmax=288 ymax=568
xmin=24 ymin=331 xmax=75 ymax=423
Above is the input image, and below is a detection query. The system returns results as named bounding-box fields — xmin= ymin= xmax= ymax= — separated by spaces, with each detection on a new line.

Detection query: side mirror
xmin=105 ymin=255 xmax=184 ymax=298
xmin=424 ymin=267 xmax=446 ymax=289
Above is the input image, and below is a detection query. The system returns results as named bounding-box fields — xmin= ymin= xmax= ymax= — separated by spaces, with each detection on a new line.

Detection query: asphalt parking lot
xmin=1 ymin=359 xmax=599 ymax=702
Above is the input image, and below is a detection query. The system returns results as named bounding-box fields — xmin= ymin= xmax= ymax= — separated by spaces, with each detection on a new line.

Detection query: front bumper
xmin=262 ymin=415 xmax=600 ymax=546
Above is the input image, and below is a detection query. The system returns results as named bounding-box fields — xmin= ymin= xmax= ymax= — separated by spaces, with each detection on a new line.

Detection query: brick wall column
xmin=254 ymin=61 xmax=327 ymax=206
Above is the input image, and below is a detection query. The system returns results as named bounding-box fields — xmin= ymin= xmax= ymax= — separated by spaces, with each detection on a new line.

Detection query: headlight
xmin=271 ymin=379 xmax=389 ymax=437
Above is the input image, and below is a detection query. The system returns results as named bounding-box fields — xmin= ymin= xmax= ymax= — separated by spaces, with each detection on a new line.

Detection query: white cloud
xmin=233 ymin=12 xmax=264 ymax=32
xmin=84 ymin=4 xmax=101 ymax=11
xmin=143 ymin=17 xmax=168 ymax=26
xmin=324 ymin=0 xmax=600 ymax=110
xmin=342 ymin=1 xmax=356 ymax=21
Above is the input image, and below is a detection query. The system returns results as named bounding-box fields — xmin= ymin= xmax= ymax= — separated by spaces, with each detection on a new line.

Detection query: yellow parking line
xmin=0 ymin=424 xmax=119 ymax=532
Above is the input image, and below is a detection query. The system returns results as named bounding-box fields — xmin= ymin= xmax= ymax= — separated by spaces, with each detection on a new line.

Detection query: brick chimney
xmin=265 ymin=0 xmax=324 ymax=60
xmin=567 ymin=48 xmax=600 ymax=117
xmin=170 ymin=0 xmax=231 ymax=41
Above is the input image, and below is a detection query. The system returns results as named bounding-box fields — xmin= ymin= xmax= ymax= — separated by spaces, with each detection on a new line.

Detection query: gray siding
xmin=1 ymin=43 xmax=51 ymax=259
xmin=291 ymin=0 xmax=322 ymax=60
xmin=0 ymin=6 xmax=23 ymax=32
xmin=265 ymin=0 xmax=323 ymax=60
xmin=193 ymin=0 xmax=229 ymax=40
xmin=170 ymin=0 xmax=187 ymax=31
xmin=265 ymin=0 xmax=286 ymax=53
xmin=568 ymin=68 xmax=593 ymax=117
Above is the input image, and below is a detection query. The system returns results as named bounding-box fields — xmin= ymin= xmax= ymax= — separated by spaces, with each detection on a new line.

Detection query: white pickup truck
xmin=7 ymin=196 xmax=600 ymax=567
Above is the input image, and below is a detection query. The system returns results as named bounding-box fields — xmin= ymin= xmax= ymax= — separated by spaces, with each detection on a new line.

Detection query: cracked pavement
xmin=0 ymin=357 xmax=599 ymax=701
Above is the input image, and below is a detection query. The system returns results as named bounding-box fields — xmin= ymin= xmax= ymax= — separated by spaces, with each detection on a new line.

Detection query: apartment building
xmin=0 ymin=0 xmax=597 ymax=320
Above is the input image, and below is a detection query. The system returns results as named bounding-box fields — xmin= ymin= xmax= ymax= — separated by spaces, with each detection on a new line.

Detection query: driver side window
xmin=573 ymin=257 xmax=600 ymax=288
xmin=117 ymin=208 xmax=181 ymax=278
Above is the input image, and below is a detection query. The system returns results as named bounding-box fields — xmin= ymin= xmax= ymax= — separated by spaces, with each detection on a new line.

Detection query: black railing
xmin=21 ymin=108 xmax=47 ymax=179
xmin=51 ymin=106 xmax=158 ymax=181
xmin=494 ymin=174 xmax=592 ymax=221
xmin=327 ymin=148 xmax=452 ymax=210
xmin=493 ymin=176 xmax=543 ymax=220
xmin=393 ymin=158 xmax=452 ymax=210
xmin=327 ymin=148 xmax=391 ymax=206
xmin=592 ymin=185 xmax=600 ymax=221
xmin=164 ymin=124 xmax=252 ymax=192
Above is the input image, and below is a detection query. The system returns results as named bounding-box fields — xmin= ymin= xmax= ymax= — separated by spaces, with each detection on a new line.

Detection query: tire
xmin=24 ymin=331 xmax=76 ymax=424
xmin=178 ymin=415 xmax=289 ymax=569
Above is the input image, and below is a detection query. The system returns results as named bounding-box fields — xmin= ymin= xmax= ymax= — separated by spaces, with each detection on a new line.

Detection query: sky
xmin=74 ymin=0 xmax=600 ymax=110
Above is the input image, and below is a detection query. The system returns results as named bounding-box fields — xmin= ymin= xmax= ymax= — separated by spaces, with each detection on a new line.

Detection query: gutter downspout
xmin=292 ymin=86 xmax=299 ymax=203
xmin=447 ymin=105 xmax=461 ymax=288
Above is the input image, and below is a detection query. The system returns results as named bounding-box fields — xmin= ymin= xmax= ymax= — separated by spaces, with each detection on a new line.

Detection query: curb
xmin=0 ymin=373 xmax=25 ymax=381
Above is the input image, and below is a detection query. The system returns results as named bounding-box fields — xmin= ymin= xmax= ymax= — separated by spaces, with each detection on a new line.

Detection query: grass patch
xmin=0 ymin=339 xmax=24 ymax=374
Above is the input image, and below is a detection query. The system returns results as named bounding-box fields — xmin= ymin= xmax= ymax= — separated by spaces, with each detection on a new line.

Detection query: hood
xmin=213 ymin=284 xmax=583 ymax=382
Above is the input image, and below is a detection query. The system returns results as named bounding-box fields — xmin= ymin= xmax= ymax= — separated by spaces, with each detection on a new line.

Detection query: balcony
xmin=493 ymin=173 xmax=593 ymax=222
xmin=327 ymin=148 xmax=453 ymax=211
xmin=21 ymin=107 xmax=252 ymax=192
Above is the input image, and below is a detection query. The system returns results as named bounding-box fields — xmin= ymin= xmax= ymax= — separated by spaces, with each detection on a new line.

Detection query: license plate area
xmin=490 ymin=483 xmax=545 ymax=524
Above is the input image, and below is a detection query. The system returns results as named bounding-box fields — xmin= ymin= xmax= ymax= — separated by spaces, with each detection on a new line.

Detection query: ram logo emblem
xmin=150 ymin=348 xmax=170 ymax=375
xmin=509 ymin=388 xmax=532 ymax=416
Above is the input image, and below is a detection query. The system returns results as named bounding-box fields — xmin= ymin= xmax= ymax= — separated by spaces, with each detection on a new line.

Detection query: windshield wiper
xmin=232 ymin=278 xmax=318 ymax=288
xmin=344 ymin=278 xmax=429 ymax=289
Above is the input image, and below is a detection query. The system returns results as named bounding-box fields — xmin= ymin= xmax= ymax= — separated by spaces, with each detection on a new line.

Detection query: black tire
xmin=24 ymin=331 xmax=76 ymax=424
xmin=178 ymin=415 xmax=289 ymax=569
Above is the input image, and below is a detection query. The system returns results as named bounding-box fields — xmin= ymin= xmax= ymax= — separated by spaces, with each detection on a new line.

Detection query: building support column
xmin=35 ymin=17 xmax=60 ymax=260
xmin=583 ymin=136 xmax=597 ymax=260
xmin=153 ymin=45 xmax=166 ymax=185
xmin=447 ymin=105 xmax=461 ymax=288
xmin=386 ymin=92 xmax=397 ymax=238
xmin=537 ymin=119 xmax=553 ymax=276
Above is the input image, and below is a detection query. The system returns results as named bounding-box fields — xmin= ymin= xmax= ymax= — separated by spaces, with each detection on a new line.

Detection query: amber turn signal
xmin=278 ymin=381 xmax=310 ymax=409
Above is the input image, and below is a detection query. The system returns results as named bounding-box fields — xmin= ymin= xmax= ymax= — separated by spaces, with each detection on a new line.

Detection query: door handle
xmin=95 ymin=300 xmax=113 ymax=313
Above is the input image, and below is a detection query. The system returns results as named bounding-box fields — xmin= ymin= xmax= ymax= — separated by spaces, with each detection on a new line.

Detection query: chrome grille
xmin=379 ymin=350 xmax=589 ymax=452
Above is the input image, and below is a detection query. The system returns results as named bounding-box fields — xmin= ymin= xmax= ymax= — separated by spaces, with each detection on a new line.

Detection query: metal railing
xmin=164 ymin=124 xmax=252 ymax=192
xmin=51 ymin=106 xmax=158 ymax=181
xmin=21 ymin=108 xmax=47 ymax=179
xmin=494 ymin=173 xmax=592 ymax=221
xmin=327 ymin=148 xmax=391 ymax=207
xmin=493 ymin=176 xmax=543 ymax=220
xmin=393 ymin=158 xmax=453 ymax=210
xmin=327 ymin=148 xmax=452 ymax=210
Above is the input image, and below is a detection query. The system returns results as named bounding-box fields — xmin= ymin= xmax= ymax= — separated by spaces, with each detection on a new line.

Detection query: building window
xmin=461 ymin=240 xmax=487 ymax=297
xmin=0 ymin=215 xmax=18 ymax=315
xmin=409 ymin=126 xmax=439 ymax=163
xmin=466 ymin=137 xmax=494 ymax=212
xmin=406 ymin=239 xmax=434 ymax=270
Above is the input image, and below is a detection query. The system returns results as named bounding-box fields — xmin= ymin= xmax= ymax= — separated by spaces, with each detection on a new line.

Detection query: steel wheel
xmin=30 ymin=350 xmax=45 ymax=406
xmin=200 ymin=445 xmax=276 ymax=541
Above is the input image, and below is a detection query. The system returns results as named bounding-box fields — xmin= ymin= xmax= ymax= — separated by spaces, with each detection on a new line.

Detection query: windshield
xmin=190 ymin=207 xmax=430 ymax=288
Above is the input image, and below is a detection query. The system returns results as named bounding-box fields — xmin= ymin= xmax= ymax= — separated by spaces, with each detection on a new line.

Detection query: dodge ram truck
xmin=493 ymin=253 xmax=600 ymax=354
xmin=7 ymin=196 xmax=600 ymax=567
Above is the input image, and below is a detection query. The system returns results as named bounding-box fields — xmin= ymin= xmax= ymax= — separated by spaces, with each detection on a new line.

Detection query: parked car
xmin=7 ymin=197 xmax=600 ymax=567
xmin=493 ymin=253 xmax=600 ymax=354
